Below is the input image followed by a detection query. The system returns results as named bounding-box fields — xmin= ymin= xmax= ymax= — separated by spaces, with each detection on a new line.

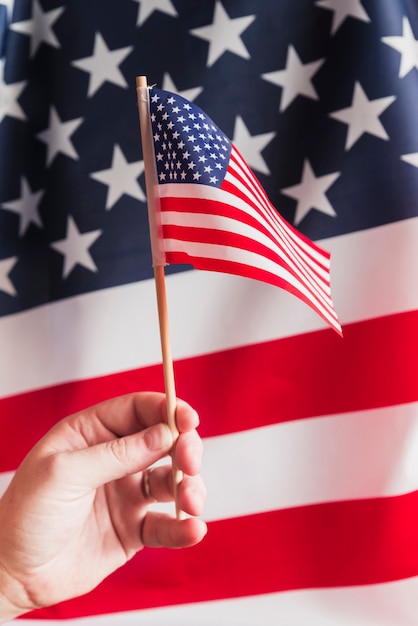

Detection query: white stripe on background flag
xmin=200 ymin=401 xmax=418 ymax=520
xmin=0 ymin=216 xmax=417 ymax=398
xmin=111 ymin=400 xmax=418 ymax=521
xmin=2 ymin=401 xmax=417 ymax=518
xmin=13 ymin=577 xmax=418 ymax=626
xmin=0 ymin=472 xmax=13 ymax=496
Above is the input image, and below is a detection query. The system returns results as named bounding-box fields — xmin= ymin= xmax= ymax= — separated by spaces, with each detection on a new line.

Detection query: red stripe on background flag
xmin=0 ymin=310 xmax=416 ymax=472
xmin=29 ymin=492 xmax=418 ymax=619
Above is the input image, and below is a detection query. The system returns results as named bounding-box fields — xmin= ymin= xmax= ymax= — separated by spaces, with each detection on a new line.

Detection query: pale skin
xmin=0 ymin=392 xmax=207 ymax=623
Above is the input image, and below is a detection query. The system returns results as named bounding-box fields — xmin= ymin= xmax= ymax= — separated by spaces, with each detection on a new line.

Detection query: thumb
xmin=59 ymin=423 xmax=174 ymax=490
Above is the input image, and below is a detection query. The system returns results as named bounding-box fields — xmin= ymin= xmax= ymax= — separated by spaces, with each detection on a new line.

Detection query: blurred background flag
xmin=1 ymin=1 xmax=418 ymax=624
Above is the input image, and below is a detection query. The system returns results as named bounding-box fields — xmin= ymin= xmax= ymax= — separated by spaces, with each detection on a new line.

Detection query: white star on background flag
xmin=190 ymin=1 xmax=256 ymax=67
xmin=36 ymin=107 xmax=83 ymax=165
xmin=161 ymin=73 xmax=203 ymax=103
xmin=382 ymin=17 xmax=418 ymax=78
xmin=315 ymin=0 xmax=370 ymax=35
xmin=0 ymin=59 xmax=27 ymax=123
xmin=1 ymin=178 xmax=43 ymax=235
xmin=281 ymin=160 xmax=340 ymax=226
xmin=50 ymin=216 xmax=102 ymax=279
xmin=232 ymin=116 xmax=275 ymax=176
xmin=329 ymin=82 xmax=395 ymax=150
xmin=262 ymin=46 xmax=325 ymax=112
xmin=401 ymin=153 xmax=418 ymax=168
xmin=72 ymin=32 xmax=133 ymax=97
xmin=90 ymin=144 xmax=146 ymax=210
xmin=10 ymin=0 xmax=64 ymax=57
xmin=132 ymin=0 xmax=177 ymax=27
xmin=0 ymin=257 xmax=17 ymax=296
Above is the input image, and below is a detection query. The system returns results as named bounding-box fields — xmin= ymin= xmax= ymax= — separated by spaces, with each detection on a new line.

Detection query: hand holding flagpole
xmin=136 ymin=75 xmax=341 ymax=515
xmin=136 ymin=75 xmax=183 ymax=519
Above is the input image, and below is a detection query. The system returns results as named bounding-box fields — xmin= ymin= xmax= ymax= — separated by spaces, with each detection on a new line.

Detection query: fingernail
xmin=145 ymin=424 xmax=173 ymax=451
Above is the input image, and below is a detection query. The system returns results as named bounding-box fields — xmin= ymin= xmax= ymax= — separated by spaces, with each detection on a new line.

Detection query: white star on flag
xmin=281 ymin=160 xmax=340 ymax=226
xmin=90 ymin=144 xmax=146 ymax=210
xmin=36 ymin=107 xmax=83 ymax=166
xmin=50 ymin=216 xmax=102 ymax=279
xmin=0 ymin=257 xmax=17 ymax=296
xmin=190 ymin=1 xmax=256 ymax=67
xmin=0 ymin=59 xmax=27 ymax=124
xmin=10 ymin=0 xmax=64 ymax=57
xmin=262 ymin=46 xmax=325 ymax=112
xmin=1 ymin=178 xmax=43 ymax=236
xmin=232 ymin=115 xmax=275 ymax=176
xmin=132 ymin=0 xmax=177 ymax=26
xmin=329 ymin=82 xmax=396 ymax=150
xmin=382 ymin=17 xmax=418 ymax=78
xmin=72 ymin=32 xmax=133 ymax=97
xmin=315 ymin=0 xmax=370 ymax=35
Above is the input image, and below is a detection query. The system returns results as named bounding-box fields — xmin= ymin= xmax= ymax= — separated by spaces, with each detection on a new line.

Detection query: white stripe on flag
xmin=131 ymin=401 xmax=418 ymax=521
xmin=159 ymin=178 xmax=329 ymax=267
xmin=226 ymin=148 xmax=332 ymax=274
xmin=160 ymin=207 xmax=330 ymax=282
xmin=0 ymin=216 xmax=417 ymax=398
xmin=3 ymin=402 xmax=417 ymax=518
xmin=201 ymin=401 xmax=418 ymax=521
xmin=160 ymin=209 xmax=333 ymax=301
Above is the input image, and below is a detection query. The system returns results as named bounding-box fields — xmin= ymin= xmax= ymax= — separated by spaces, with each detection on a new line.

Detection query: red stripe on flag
xmin=162 ymin=219 xmax=330 ymax=294
xmin=160 ymin=193 xmax=333 ymax=293
xmin=163 ymin=250 xmax=334 ymax=322
xmin=30 ymin=491 xmax=418 ymax=619
xmin=160 ymin=190 xmax=330 ymax=280
xmin=1 ymin=310 xmax=416 ymax=471
xmin=226 ymin=146 xmax=331 ymax=259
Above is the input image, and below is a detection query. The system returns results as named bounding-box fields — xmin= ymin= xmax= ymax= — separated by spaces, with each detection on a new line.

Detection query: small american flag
xmin=140 ymin=86 xmax=342 ymax=335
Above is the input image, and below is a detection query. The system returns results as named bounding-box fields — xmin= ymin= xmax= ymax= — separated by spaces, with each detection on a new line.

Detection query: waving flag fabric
xmin=139 ymin=86 xmax=342 ymax=335
xmin=1 ymin=1 xmax=418 ymax=625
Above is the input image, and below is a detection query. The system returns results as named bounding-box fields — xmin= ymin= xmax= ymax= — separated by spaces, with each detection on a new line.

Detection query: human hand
xmin=0 ymin=393 xmax=207 ymax=621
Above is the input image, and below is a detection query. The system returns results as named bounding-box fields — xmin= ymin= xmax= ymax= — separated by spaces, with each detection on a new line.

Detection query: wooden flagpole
xmin=136 ymin=75 xmax=183 ymax=519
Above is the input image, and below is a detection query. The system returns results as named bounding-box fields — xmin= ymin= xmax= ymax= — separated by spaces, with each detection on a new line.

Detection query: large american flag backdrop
xmin=1 ymin=0 xmax=417 ymax=624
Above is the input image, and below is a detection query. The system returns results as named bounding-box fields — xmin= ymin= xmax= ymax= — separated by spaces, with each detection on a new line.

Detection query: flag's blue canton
xmin=149 ymin=88 xmax=231 ymax=188
xmin=1 ymin=0 xmax=418 ymax=317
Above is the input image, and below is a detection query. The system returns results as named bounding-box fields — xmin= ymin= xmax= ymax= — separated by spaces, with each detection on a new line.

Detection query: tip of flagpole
xmin=136 ymin=76 xmax=148 ymax=89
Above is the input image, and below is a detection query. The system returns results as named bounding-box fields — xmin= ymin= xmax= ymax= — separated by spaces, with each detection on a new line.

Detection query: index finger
xmin=70 ymin=393 xmax=199 ymax=443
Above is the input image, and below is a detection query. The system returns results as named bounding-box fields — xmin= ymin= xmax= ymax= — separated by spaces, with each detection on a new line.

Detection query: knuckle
xmin=38 ymin=452 xmax=68 ymax=484
xmin=108 ymin=436 xmax=130 ymax=465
